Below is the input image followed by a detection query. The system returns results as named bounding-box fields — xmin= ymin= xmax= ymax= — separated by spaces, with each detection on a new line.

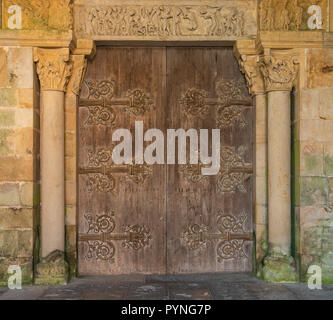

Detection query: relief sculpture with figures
xmin=82 ymin=5 xmax=246 ymax=38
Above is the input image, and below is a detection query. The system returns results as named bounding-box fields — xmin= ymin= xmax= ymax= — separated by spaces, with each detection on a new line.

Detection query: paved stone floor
xmin=0 ymin=273 xmax=333 ymax=300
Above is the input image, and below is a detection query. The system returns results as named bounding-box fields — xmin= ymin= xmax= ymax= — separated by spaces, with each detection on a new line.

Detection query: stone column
xmin=259 ymin=53 xmax=299 ymax=282
xmin=238 ymin=55 xmax=268 ymax=271
xmin=34 ymin=48 xmax=73 ymax=285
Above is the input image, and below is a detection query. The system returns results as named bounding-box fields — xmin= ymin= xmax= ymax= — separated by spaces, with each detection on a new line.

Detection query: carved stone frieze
xmin=34 ymin=48 xmax=73 ymax=92
xmin=75 ymin=3 xmax=256 ymax=40
xmin=259 ymin=55 xmax=299 ymax=92
xmin=259 ymin=0 xmax=327 ymax=31
xmin=3 ymin=0 xmax=73 ymax=30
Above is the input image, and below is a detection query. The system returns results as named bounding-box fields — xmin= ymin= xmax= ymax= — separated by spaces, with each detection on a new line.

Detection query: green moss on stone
xmin=261 ymin=253 xmax=298 ymax=283
xmin=0 ymin=129 xmax=14 ymax=156
xmin=301 ymin=177 xmax=329 ymax=206
xmin=324 ymin=155 xmax=333 ymax=176
xmin=0 ymin=89 xmax=17 ymax=106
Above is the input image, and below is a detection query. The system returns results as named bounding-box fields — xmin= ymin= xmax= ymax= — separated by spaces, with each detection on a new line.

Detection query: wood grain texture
xmin=78 ymin=47 xmax=253 ymax=275
xmin=166 ymin=47 xmax=253 ymax=274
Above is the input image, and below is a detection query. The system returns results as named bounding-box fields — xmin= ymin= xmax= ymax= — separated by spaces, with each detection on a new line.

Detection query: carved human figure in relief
xmin=293 ymin=2 xmax=303 ymax=30
xmin=200 ymin=6 xmax=221 ymax=35
xmin=279 ymin=8 xmax=291 ymax=30
xmin=159 ymin=6 xmax=173 ymax=35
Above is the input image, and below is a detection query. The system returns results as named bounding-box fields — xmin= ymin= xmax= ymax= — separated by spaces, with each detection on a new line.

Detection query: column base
xmin=260 ymin=252 xmax=298 ymax=283
xmin=34 ymin=250 xmax=68 ymax=285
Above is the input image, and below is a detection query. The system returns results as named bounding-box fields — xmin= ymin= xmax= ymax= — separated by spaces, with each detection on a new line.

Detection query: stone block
xmin=0 ymin=183 xmax=20 ymax=206
xmin=7 ymin=48 xmax=34 ymax=89
xmin=65 ymin=225 xmax=76 ymax=253
xmin=65 ymin=206 xmax=76 ymax=226
xmin=0 ymin=257 xmax=33 ymax=286
xmin=12 ymin=128 xmax=34 ymax=156
xmin=0 ymin=88 xmax=17 ymax=107
xmin=0 ymin=230 xmax=18 ymax=257
xmin=0 ymin=129 xmax=14 ymax=156
xmin=255 ymin=204 xmax=267 ymax=225
xmin=300 ymin=177 xmax=329 ymax=206
xmin=324 ymin=142 xmax=333 ymax=177
xmin=319 ymin=88 xmax=333 ymax=120
xmin=65 ymin=157 xmax=76 ymax=182
xmin=20 ymin=182 xmax=34 ymax=207
xmin=0 ymin=157 xmax=34 ymax=181
xmin=255 ymin=143 xmax=266 ymax=177
xmin=65 ymin=108 xmax=77 ymax=132
xmin=65 ymin=132 xmax=76 ymax=157
xmin=307 ymin=49 xmax=333 ymax=89
xmin=65 ymin=181 xmax=76 ymax=205
xmin=255 ymin=176 xmax=267 ymax=206
xmin=0 ymin=208 xmax=33 ymax=229
xmin=0 ymin=109 xmax=15 ymax=127
xmin=300 ymin=142 xmax=324 ymax=177
xmin=17 ymin=230 xmax=33 ymax=258
xmin=18 ymin=89 xmax=34 ymax=109
xmin=15 ymin=108 xmax=33 ymax=128
xmin=0 ymin=48 xmax=8 ymax=88
xmin=299 ymin=119 xmax=326 ymax=142
xmin=300 ymin=89 xmax=320 ymax=120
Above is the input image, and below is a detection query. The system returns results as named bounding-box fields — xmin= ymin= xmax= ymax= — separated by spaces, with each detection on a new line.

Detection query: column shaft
xmin=267 ymin=91 xmax=291 ymax=255
xmin=40 ymin=91 xmax=65 ymax=257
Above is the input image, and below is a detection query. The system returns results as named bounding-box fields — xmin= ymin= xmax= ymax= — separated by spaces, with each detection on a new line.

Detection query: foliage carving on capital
xmin=34 ymin=48 xmax=73 ymax=92
xmin=238 ymin=55 xmax=265 ymax=96
xmin=68 ymin=55 xmax=88 ymax=96
xmin=259 ymin=55 xmax=299 ymax=92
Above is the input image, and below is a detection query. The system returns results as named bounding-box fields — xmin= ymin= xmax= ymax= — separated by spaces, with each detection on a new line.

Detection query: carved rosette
xmin=259 ymin=55 xmax=299 ymax=92
xmin=34 ymin=48 xmax=73 ymax=92
xmin=237 ymin=55 xmax=265 ymax=96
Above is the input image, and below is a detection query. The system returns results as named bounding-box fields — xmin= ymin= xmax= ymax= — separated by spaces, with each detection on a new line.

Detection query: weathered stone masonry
xmin=0 ymin=0 xmax=332 ymax=284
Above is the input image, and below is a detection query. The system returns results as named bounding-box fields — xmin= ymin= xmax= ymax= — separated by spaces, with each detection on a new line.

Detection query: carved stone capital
xmin=238 ymin=55 xmax=265 ymax=96
xmin=259 ymin=55 xmax=299 ymax=92
xmin=67 ymin=55 xmax=88 ymax=96
xmin=34 ymin=48 xmax=73 ymax=92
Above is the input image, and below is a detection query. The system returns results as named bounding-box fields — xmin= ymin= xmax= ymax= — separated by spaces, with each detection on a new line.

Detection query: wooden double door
xmin=78 ymin=47 xmax=254 ymax=275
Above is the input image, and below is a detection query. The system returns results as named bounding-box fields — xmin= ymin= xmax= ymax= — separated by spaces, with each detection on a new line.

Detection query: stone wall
xmin=294 ymin=47 xmax=333 ymax=283
xmin=0 ymin=46 xmax=39 ymax=285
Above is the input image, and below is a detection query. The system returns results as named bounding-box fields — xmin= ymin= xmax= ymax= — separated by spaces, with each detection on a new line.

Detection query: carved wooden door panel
xmin=78 ymin=48 xmax=167 ymax=275
xmin=166 ymin=47 xmax=253 ymax=273
xmin=78 ymin=47 xmax=253 ymax=275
